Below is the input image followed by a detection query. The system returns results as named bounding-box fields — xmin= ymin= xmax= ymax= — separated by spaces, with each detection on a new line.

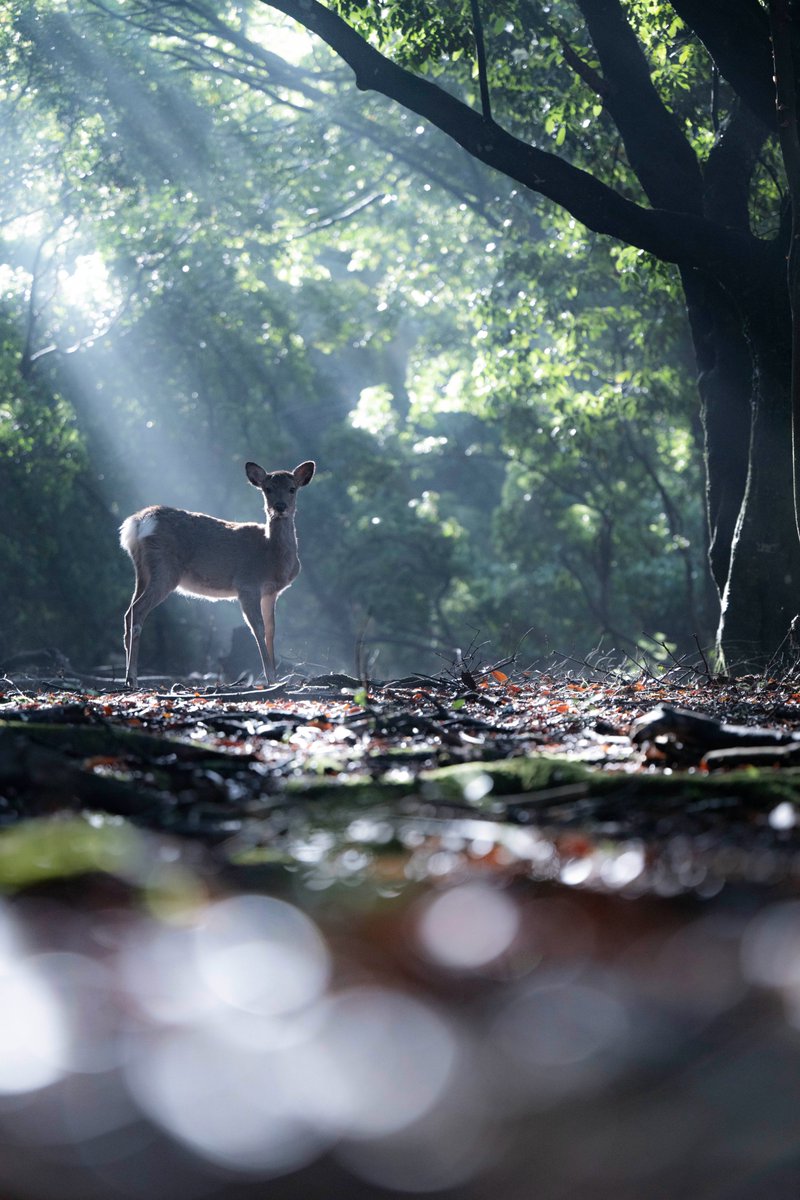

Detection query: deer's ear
xmin=293 ymin=461 xmax=316 ymax=487
xmin=246 ymin=462 xmax=268 ymax=487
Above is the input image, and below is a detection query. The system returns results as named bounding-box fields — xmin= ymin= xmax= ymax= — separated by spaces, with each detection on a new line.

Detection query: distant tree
xmin=0 ymin=309 xmax=122 ymax=664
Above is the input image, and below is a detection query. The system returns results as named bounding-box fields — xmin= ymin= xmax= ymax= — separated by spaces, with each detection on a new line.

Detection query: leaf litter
xmin=3 ymin=666 xmax=800 ymax=898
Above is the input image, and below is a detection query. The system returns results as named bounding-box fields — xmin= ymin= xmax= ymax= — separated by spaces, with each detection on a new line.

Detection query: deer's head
xmin=245 ymin=460 xmax=315 ymax=520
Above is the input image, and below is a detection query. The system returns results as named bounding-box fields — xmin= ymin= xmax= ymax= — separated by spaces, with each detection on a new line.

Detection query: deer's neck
xmin=265 ymin=514 xmax=299 ymax=575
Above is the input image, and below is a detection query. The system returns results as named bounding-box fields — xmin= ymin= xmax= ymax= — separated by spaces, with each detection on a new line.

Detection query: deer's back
xmin=125 ymin=506 xmax=292 ymax=597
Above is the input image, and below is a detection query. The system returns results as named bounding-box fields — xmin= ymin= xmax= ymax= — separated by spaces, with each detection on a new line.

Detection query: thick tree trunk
xmin=716 ymin=307 xmax=800 ymax=668
xmin=680 ymin=268 xmax=752 ymax=600
xmin=768 ymin=0 xmax=800 ymax=546
xmin=681 ymin=261 xmax=800 ymax=669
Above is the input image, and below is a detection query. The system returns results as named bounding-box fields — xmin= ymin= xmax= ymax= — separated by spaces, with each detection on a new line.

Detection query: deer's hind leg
xmin=124 ymin=559 xmax=180 ymax=687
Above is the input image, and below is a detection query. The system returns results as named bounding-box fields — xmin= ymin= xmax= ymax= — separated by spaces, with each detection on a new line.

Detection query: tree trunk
xmin=768 ymin=0 xmax=800 ymax=547
xmin=680 ymin=268 xmax=753 ymax=601
xmin=716 ymin=315 xmax=800 ymax=668
xmin=681 ymin=258 xmax=800 ymax=669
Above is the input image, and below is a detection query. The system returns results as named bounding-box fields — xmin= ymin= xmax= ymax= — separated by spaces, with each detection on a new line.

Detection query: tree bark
xmin=680 ymin=268 xmax=752 ymax=600
xmin=668 ymin=0 xmax=777 ymax=131
xmin=677 ymin=234 xmax=800 ymax=669
xmin=769 ymin=0 xmax=800 ymax=551
xmin=717 ymin=406 xmax=800 ymax=668
xmin=716 ymin=279 xmax=800 ymax=667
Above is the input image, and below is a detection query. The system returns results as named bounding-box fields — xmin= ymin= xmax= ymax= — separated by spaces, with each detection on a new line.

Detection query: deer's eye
xmin=289 ymin=487 xmax=296 ymax=494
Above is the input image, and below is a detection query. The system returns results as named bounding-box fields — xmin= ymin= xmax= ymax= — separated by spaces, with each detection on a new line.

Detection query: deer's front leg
xmin=239 ymin=591 xmax=275 ymax=682
xmin=261 ymin=592 xmax=277 ymax=680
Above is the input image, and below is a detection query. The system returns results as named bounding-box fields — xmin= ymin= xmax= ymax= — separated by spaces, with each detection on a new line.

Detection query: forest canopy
xmin=2 ymin=0 xmax=782 ymax=679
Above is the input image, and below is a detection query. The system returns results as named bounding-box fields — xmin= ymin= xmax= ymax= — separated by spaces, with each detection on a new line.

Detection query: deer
xmin=119 ymin=460 xmax=315 ymax=688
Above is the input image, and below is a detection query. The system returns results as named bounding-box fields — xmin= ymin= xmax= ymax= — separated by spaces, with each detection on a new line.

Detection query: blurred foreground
xmin=0 ymin=818 xmax=798 ymax=1200
xmin=2 ymin=672 xmax=800 ymax=1198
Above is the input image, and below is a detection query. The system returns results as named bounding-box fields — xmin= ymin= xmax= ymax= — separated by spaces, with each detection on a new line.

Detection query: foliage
xmin=465 ymin=212 xmax=708 ymax=652
xmin=0 ymin=307 xmax=123 ymax=664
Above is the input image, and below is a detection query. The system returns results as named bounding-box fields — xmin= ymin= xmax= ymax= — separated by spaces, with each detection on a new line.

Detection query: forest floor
xmin=1 ymin=660 xmax=800 ymax=1200
xmin=3 ymin=660 xmax=800 ymax=893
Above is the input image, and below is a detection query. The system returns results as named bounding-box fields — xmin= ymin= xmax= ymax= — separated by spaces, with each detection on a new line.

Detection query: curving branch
xmin=258 ymin=0 xmax=763 ymax=281
xmin=285 ymin=189 xmax=385 ymax=239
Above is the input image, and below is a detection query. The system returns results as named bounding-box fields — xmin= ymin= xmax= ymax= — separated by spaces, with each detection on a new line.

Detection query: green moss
xmin=0 ymin=815 xmax=140 ymax=890
xmin=287 ymin=754 xmax=800 ymax=814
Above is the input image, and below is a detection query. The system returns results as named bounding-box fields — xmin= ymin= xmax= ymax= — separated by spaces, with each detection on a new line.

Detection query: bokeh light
xmin=124 ymin=1024 xmax=326 ymax=1174
xmin=194 ymin=894 xmax=331 ymax=1017
xmin=0 ymin=955 xmax=69 ymax=1094
xmin=416 ymin=882 xmax=520 ymax=971
xmin=0 ymin=872 xmax=798 ymax=1200
xmin=296 ymin=987 xmax=460 ymax=1140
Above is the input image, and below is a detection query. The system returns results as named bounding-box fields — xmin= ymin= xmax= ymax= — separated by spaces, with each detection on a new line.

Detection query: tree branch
xmin=285 ymin=189 xmax=385 ymax=239
xmin=668 ymin=0 xmax=777 ymax=131
xmin=556 ymin=34 xmax=608 ymax=98
xmin=703 ymin=99 xmax=769 ymax=231
xmin=469 ymin=0 xmax=492 ymax=123
xmin=257 ymin=0 xmax=763 ymax=280
xmin=769 ymin=0 xmax=800 ymax=202
xmin=573 ymin=0 xmax=702 ymax=213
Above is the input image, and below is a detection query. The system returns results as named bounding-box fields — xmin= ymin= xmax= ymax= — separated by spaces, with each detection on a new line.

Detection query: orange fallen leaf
xmin=558 ymin=833 xmax=593 ymax=858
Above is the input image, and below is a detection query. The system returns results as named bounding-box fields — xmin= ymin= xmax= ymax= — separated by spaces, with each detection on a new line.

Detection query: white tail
xmin=120 ymin=460 xmax=315 ymax=687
